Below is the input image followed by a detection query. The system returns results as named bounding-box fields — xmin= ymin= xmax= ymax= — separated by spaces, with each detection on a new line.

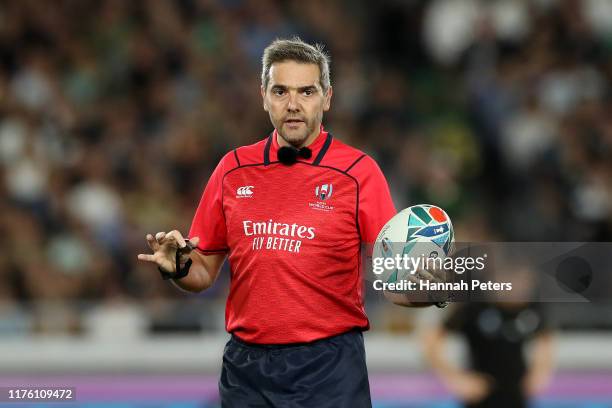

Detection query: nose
xmin=287 ymin=92 xmax=300 ymax=112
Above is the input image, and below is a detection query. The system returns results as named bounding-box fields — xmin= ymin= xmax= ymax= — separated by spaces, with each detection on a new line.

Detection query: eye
xmin=273 ymin=88 xmax=285 ymax=96
xmin=303 ymin=89 xmax=314 ymax=96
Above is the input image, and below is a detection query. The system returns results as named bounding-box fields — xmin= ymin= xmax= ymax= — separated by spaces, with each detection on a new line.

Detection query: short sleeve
xmin=350 ymin=155 xmax=397 ymax=244
xmin=188 ymin=153 xmax=235 ymax=253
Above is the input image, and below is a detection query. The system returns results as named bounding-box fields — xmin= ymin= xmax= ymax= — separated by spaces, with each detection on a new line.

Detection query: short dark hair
xmin=261 ymin=37 xmax=331 ymax=92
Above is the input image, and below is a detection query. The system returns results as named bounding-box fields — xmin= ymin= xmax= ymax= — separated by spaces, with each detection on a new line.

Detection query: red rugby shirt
xmin=189 ymin=128 xmax=396 ymax=344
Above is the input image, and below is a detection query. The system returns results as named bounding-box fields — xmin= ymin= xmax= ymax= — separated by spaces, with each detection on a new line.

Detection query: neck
xmin=277 ymin=126 xmax=321 ymax=149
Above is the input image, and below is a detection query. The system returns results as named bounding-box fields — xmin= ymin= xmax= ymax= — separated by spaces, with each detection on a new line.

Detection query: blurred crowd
xmin=0 ymin=0 xmax=611 ymax=335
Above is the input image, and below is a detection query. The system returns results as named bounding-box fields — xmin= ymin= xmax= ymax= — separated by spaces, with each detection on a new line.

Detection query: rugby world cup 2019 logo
xmin=310 ymin=183 xmax=334 ymax=212
xmin=406 ymin=205 xmax=454 ymax=255
xmin=315 ymin=184 xmax=333 ymax=201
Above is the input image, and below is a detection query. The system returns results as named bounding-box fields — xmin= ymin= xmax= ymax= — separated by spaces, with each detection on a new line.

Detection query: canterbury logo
xmin=236 ymin=185 xmax=254 ymax=198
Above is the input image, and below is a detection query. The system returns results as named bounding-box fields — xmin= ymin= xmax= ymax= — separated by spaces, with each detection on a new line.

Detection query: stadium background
xmin=0 ymin=0 xmax=611 ymax=407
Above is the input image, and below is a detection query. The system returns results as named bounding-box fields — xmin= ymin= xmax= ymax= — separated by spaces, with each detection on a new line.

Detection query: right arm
xmin=170 ymin=249 xmax=226 ymax=293
xmin=137 ymin=230 xmax=227 ymax=293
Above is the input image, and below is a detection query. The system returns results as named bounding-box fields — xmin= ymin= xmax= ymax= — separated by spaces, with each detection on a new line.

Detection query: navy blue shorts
xmin=219 ymin=330 xmax=372 ymax=407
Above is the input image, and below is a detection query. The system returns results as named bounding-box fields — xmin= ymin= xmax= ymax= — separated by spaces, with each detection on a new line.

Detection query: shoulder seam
xmin=233 ymin=148 xmax=241 ymax=167
xmin=345 ymin=154 xmax=366 ymax=174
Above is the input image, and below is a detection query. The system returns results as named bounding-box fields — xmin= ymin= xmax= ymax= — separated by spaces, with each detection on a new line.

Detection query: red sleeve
xmin=188 ymin=152 xmax=236 ymax=253
xmin=350 ymin=155 xmax=397 ymax=244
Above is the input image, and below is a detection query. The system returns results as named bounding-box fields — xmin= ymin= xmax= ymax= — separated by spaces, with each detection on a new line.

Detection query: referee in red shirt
xmin=139 ymin=38 xmax=409 ymax=407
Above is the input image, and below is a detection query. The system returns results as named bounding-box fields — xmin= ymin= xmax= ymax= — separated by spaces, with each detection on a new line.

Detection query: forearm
xmin=169 ymin=251 xmax=224 ymax=293
xmin=170 ymin=262 xmax=213 ymax=293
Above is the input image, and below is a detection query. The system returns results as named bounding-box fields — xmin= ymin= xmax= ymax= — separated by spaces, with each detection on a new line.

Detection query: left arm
xmin=351 ymin=156 xmax=440 ymax=308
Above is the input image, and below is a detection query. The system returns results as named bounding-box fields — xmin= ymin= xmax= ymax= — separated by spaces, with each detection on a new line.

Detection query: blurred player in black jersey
xmin=423 ymin=301 xmax=554 ymax=408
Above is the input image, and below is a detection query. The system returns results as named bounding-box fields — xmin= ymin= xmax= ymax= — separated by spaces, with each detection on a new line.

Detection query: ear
xmin=323 ymin=86 xmax=333 ymax=111
xmin=261 ymin=85 xmax=268 ymax=112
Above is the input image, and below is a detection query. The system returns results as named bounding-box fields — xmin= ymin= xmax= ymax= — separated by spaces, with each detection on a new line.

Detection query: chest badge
xmin=310 ymin=183 xmax=334 ymax=212
xmin=315 ymin=184 xmax=333 ymax=201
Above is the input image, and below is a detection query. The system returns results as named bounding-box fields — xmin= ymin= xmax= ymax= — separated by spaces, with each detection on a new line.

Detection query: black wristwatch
xmin=158 ymin=241 xmax=195 ymax=280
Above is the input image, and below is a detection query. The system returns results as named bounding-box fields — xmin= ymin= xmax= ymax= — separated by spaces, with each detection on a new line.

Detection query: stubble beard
xmin=276 ymin=115 xmax=320 ymax=148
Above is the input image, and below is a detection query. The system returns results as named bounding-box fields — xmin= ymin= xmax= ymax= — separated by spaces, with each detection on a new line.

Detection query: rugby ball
xmin=373 ymin=204 xmax=454 ymax=283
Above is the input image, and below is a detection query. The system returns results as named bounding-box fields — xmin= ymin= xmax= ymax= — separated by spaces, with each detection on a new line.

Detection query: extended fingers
xmin=154 ymin=230 xmax=180 ymax=249
xmin=146 ymin=234 xmax=160 ymax=252
xmin=137 ymin=253 xmax=156 ymax=262
xmin=140 ymin=231 xmax=189 ymax=266
xmin=166 ymin=230 xmax=186 ymax=248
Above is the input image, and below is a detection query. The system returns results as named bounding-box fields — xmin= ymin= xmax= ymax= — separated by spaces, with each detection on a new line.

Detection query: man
xmin=138 ymin=37 xmax=427 ymax=407
xmin=423 ymin=302 xmax=554 ymax=408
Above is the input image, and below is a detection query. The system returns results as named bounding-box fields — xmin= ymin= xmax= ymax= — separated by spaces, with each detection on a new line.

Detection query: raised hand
xmin=137 ymin=230 xmax=200 ymax=273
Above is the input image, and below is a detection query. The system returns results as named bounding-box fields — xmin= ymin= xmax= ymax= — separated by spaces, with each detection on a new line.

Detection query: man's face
xmin=261 ymin=61 xmax=332 ymax=147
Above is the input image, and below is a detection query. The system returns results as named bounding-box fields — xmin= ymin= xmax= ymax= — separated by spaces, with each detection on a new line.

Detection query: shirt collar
xmin=264 ymin=125 xmax=333 ymax=166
